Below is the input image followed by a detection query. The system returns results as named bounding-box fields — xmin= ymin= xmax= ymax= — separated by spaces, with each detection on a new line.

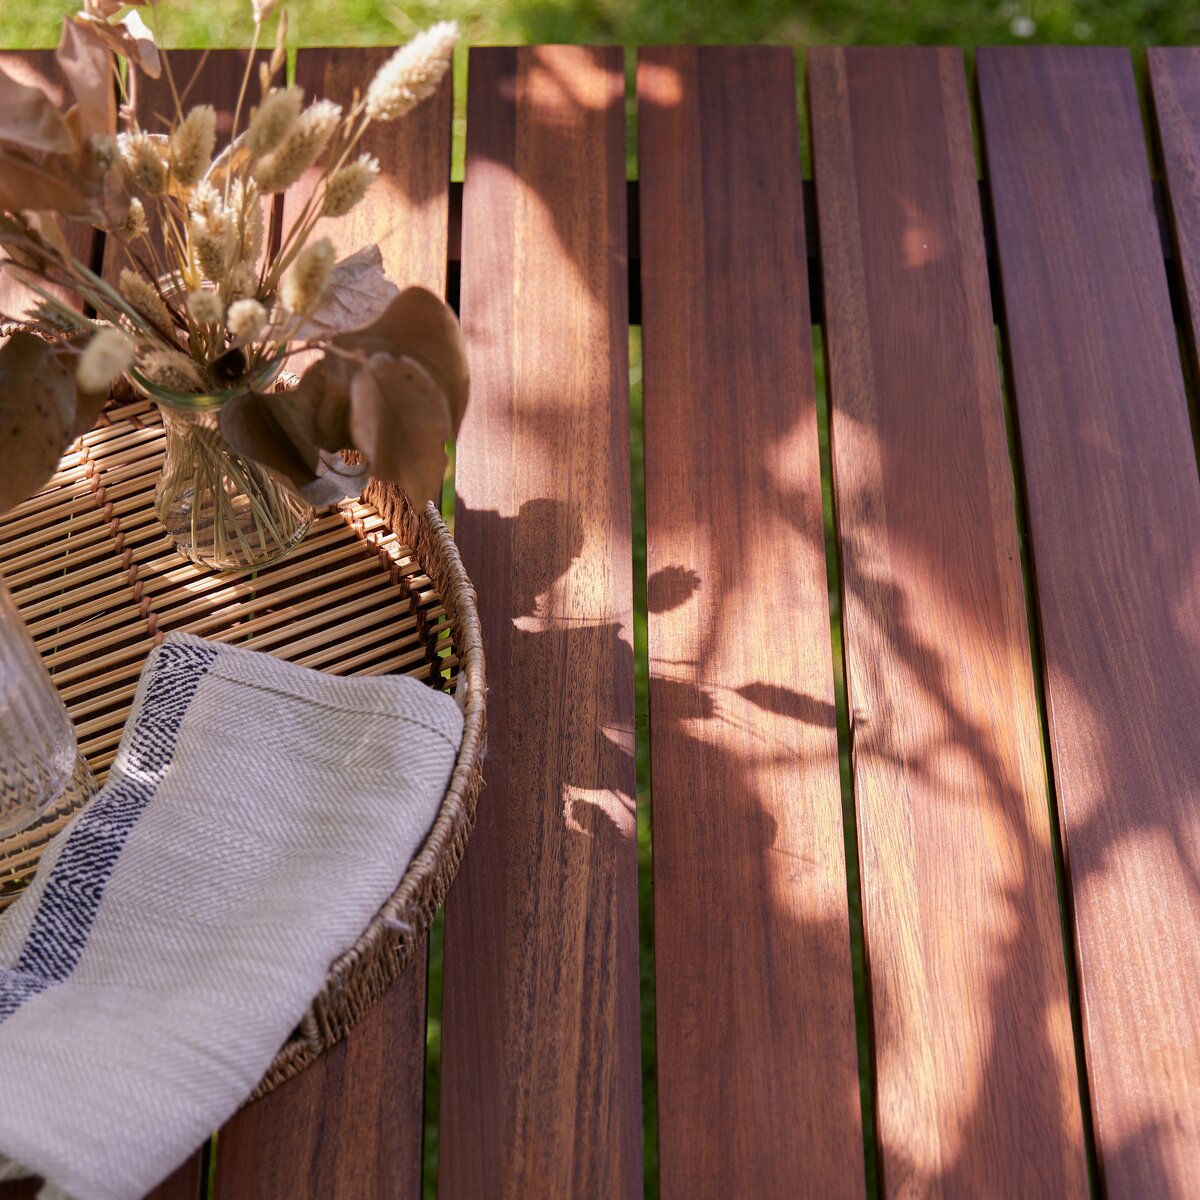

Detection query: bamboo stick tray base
xmin=0 ymin=394 xmax=486 ymax=1092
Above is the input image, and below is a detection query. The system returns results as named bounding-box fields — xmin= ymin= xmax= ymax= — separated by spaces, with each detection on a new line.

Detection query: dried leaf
xmin=277 ymin=360 xmax=355 ymax=453
xmin=26 ymin=212 xmax=72 ymax=264
xmin=349 ymin=352 xmax=453 ymax=506
xmin=302 ymin=451 xmax=369 ymax=506
xmin=80 ymin=10 xmax=161 ymax=80
xmin=83 ymin=0 xmax=127 ymax=17
xmin=335 ymin=286 xmax=468 ymax=433
xmin=291 ymin=245 xmax=399 ymax=341
xmin=61 ymin=104 xmax=84 ymax=149
xmin=56 ymin=17 xmax=117 ymax=139
xmin=119 ymin=10 xmax=160 ymax=78
xmin=102 ymin=163 xmax=132 ymax=227
xmin=71 ymin=384 xmax=109 ymax=439
xmin=221 ymin=389 xmax=367 ymax=506
xmin=0 ymin=333 xmax=78 ymax=513
xmin=221 ymin=389 xmax=321 ymax=485
xmin=0 ymin=151 xmax=92 ymax=215
xmin=0 ymin=213 xmax=48 ymax=271
xmin=0 ymin=66 xmax=75 ymax=154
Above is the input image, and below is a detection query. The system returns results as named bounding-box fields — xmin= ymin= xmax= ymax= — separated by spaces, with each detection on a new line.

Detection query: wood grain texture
xmin=291 ymin=47 xmax=452 ymax=296
xmin=214 ymin=979 xmax=426 ymax=1199
xmin=810 ymin=47 xmax=1088 ymax=1198
xmin=0 ymin=49 xmax=99 ymax=318
xmin=978 ymin=46 xmax=1200 ymax=1198
xmin=439 ymin=46 xmax=642 ymax=1199
xmin=145 ymin=1153 xmax=206 ymax=1200
xmin=1148 ymin=49 xmax=1200 ymax=392
xmin=212 ymin=45 xmax=451 ymax=1200
xmin=638 ymin=46 xmax=862 ymax=1198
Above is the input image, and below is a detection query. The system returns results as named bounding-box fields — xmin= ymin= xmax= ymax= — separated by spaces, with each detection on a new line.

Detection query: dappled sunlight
xmin=522 ymin=45 xmax=613 ymax=114
xmin=822 ymin=349 xmax=1199 ymax=1193
xmin=761 ymin=410 xmax=833 ymax=515
xmin=898 ymin=194 xmax=946 ymax=267
xmin=562 ymin=784 xmax=636 ymax=841
xmin=818 ymin=291 xmax=1087 ymax=1189
xmin=637 ymin=60 xmax=683 ymax=107
xmin=460 ymin=44 xmax=626 ymax=319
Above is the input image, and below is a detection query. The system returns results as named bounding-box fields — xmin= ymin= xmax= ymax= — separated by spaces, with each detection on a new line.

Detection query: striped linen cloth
xmin=0 ymin=632 xmax=463 ymax=1200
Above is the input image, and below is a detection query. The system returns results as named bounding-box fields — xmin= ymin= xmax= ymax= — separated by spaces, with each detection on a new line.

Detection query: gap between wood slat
xmin=3 ymin=41 xmax=1191 ymax=1200
xmin=811 ymin=325 xmax=879 ymax=1199
xmin=626 ymin=324 xmax=660 ymax=1198
xmin=977 ymin=44 xmax=1200 ymax=1196
xmin=989 ymin=323 xmax=1102 ymax=1195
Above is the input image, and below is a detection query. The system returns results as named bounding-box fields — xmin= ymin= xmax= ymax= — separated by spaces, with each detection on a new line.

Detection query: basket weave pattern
xmin=0 ymin=394 xmax=486 ymax=1097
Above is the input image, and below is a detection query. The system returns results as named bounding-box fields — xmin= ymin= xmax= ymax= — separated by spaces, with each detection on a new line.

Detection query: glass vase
xmin=152 ymin=398 xmax=313 ymax=571
xmin=0 ymin=577 xmax=93 ymax=839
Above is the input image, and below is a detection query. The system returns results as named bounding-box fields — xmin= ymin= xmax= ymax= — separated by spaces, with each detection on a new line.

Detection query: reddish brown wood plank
xmin=1149 ymin=49 xmax=1200 ymax=388
xmin=213 ymin=45 xmax=451 ymax=1199
xmin=810 ymin=46 xmax=1088 ymax=1197
xmin=440 ymin=46 xmax=641 ymax=1198
xmin=290 ymin=47 xmax=452 ymax=296
xmin=638 ymin=46 xmax=862 ymax=1197
xmin=214 ymin=980 xmax=426 ymax=1199
xmin=978 ymin=46 xmax=1200 ymax=1197
xmin=0 ymin=50 xmax=100 ymax=319
xmin=146 ymin=1154 xmax=206 ymax=1200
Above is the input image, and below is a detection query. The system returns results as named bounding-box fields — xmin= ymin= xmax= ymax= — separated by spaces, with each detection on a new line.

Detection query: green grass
xmin=4 ymin=0 xmax=1198 ymax=49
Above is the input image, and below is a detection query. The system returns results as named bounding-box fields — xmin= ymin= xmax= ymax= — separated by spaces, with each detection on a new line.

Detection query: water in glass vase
xmin=154 ymin=400 xmax=313 ymax=571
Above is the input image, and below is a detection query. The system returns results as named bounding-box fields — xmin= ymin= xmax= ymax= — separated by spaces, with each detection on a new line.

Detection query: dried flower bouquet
xmin=0 ymin=1 xmax=467 ymax=558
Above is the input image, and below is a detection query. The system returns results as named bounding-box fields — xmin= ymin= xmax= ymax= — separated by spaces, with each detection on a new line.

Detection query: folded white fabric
xmin=0 ymin=632 xmax=463 ymax=1200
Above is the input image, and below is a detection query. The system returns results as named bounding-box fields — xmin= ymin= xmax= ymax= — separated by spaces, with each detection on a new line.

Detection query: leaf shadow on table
xmin=789 ymin=371 xmax=1198 ymax=1196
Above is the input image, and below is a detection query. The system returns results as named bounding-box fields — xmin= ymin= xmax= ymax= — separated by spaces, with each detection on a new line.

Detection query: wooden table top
xmin=1 ymin=42 xmax=1199 ymax=1200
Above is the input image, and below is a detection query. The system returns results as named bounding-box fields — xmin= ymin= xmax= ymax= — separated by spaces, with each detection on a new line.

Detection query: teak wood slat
xmin=144 ymin=1156 xmax=207 ymax=1200
xmin=809 ymin=46 xmax=1088 ymax=1198
xmin=1148 ymin=49 xmax=1200 ymax=388
xmin=440 ymin=46 xmax=642 ymax=1199
xmin=637 ymin=46 xmax=863 ymax=1198
xmin=212 ymin=981 xmax=426 ymax=1198
xmin=978 ymin=46 xmax=1200 ymax=1197
xmin=211 ymin=47 xmax=452 ymax=1200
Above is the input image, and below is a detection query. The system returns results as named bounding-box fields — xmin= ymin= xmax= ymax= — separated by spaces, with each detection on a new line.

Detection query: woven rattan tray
xmin=0 ymin=393 xmax=486 ymax=1097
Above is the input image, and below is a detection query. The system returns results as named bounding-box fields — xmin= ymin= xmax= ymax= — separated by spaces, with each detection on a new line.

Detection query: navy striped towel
xmin=0 ymin=632 xmax=463 ymax=1200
